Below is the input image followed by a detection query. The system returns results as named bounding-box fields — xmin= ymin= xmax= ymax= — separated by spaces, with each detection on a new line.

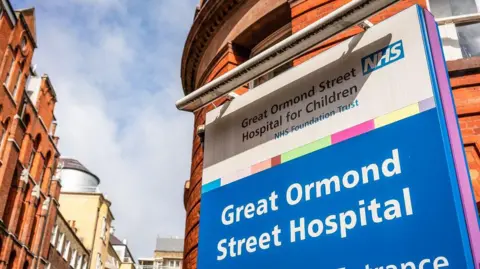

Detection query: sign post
xmin=199 ymin=5 xmax=480 ymax=269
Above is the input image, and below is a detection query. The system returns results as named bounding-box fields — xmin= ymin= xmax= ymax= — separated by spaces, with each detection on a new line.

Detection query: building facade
xmin=57 ymin=158 xmax=114 ymax=269
xmin=108 ymin=235 xmax=136 ymax=269
xmin=137 ymin=237 xmax=183 ymax=269
xmin=47 ymin=211 xmax=89 ymax=269
xmin=0 ymin=2 xmax=61 ymax=269
xmin=179 ymin=0 xmax=480 ymax=268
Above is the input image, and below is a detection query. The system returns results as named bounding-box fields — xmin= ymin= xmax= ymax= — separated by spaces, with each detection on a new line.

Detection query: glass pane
xmin=457 ymin=21 xmax=480 ymax=58
xmin=430 ymin=0 xmax=479 ymax=17
xmin=452 ymin=0 xmax=479 ymax=15
xmin=430 ymin=0 xmax=453 ymax=17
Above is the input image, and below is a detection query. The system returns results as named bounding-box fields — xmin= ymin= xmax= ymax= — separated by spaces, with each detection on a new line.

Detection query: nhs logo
xmin=361 ymin=40 xmax=405 ymax=75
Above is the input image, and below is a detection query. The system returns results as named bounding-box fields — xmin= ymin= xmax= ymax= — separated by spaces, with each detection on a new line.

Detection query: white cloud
xmin=14 ymin=0 xmax=197 ymax=257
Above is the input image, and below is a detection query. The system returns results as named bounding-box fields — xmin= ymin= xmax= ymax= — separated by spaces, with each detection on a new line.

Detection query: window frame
xmin=63 ymin=240 xmax=70 ymax=260
xmin=57 ymin=233 xmax=65 ymax=253
xmin=100 ymin=217 xmax=107 ymax=240
xmin=0 ymin=119 xmax=9 ymax=153
xmin=96 ymin=253 xmax=102 ymax=269
xmin=12 ymin=67 xmax=23 ymax=99
xmin=50 ymin=225 xmax=58 ymax=245
xmin=70 ymin=249 xmax=77 ymax=267
xmin=4 ymin=52 xmax=15 ymax=89
xmin=428 ymin=0 xmax=480 ymax=59
xmin=248 ymin=23 xmax=293 ymax=90
xmin=76 ymin=255 xmax=83 ymax=269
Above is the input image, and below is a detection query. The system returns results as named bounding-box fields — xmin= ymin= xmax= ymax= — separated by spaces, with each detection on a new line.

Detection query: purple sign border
xmin=423 ymin=8 xmax=480 ymax=267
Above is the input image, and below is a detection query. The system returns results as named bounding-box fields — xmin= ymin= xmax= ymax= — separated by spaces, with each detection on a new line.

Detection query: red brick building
xmin=0 ymin=2 xmax=62 ymax=269
xmin=179 ymin=0 xmax=480 ymax=268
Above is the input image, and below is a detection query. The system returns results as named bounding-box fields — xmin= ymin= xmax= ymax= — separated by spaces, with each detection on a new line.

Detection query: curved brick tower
xmin=180 ymin=1 xmax=480 ymax=268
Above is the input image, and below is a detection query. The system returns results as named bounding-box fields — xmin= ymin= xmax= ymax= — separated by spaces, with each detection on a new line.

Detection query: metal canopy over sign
xmin=176 ymin=0 xmax=400 ymax=112
xmin=199 ymin=5 xmax=480 ymax=269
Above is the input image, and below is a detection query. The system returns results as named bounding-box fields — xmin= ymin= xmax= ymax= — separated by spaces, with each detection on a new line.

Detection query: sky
xmin=13 ymin=0 xmax=198 ymax=258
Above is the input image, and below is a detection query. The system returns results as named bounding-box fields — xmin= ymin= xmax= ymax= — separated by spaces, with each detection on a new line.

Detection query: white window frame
xmin=70 ymin=249 xmax=77 ymax=267
xmin=96 ymin=253 xmax=102 ymax=269
xmin=63 ymin=240 xmax=71 ymax=260
xmin=57 ymin=233 xmax=65 ymax=253
xmin=428 ymin=0 xmax=480 ymax=60
xmin=50 ymin=225 xmax=58 ymax=245
xmin=100 ymin=217 xmax=107 ymax=240
xmin=76 ymin=255 xmax=83 ymax=269
xmin=82 ymin=257 xmax=87 ymax=269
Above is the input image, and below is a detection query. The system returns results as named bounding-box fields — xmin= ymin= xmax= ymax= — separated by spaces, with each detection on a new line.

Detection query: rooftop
xmin=155 ymin=237 xmax=184 ymax=252
xmin=61 ymin=158 xmax=101 ymax=184
xmin=110 ymin=234 xmax=123 ymax=245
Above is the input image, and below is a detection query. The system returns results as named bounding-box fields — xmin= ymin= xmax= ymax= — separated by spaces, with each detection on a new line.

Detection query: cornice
xmin=181 ymin=0 xmax=245 ymax=96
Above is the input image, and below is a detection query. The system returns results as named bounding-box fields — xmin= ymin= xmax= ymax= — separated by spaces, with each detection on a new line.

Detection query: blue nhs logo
xmin=361 ymin=40 xmax=405 ymax=75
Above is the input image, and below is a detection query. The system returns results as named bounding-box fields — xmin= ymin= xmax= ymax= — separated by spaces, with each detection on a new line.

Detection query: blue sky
xmin=13 ymin=0 xmax=197 ymax=257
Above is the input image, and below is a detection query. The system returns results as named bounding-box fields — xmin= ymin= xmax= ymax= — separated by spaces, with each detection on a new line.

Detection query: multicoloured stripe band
xmin=202 ymin=97 xmax=436 ymax=194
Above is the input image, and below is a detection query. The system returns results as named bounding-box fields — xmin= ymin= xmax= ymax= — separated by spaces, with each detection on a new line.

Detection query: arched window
xmin=40 ymin=151 xmax=51 ymax=187
xmin=16 ymin=183 xmax=31 ymax=236
xmin=22 ymin=113 xmax=31 ymax=129
xmin=0 ymin=117 xmax=11 ymax=153
xmin=28 ymin=205 xmax=39 ymax=249
xmin=7 ymin=251 xmax=16 ymax=269
xmin=3 ymin=169 xmax=19 ymax=226
xmin=28 ymin=134 xmax=41 ymax=171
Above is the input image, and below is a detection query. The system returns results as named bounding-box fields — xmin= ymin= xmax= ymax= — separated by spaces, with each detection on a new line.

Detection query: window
xmin=0 ymin=118 xmax=10 ymax=153
xmin=430 ymin=0 xmax=479 ymax=18
xmin=57 ymin=233 xmax=65 ymax=253
xmin=24 ymin=73 xmax=31 ymax=94
xmin=429 ymin=0 xmax=480 ymax=59
xmin=21 ymin=37 xmax=27 ymax=50
xmin=50 ymin=225 xmax=58 ymax=245
xmin=70 ymin=250 xmax=77 ymax=267
xmin=96 ymin=253 xmax=102 ymax=269
xmin=39 ymin=152 xmax=51 ymax=186
xmin=63 ymin=240 xmax=70 ymax=260
xmin=247 ymin=23 xmax=293 ymax=89
xmin=249 ymin=62 xmax=292 ymax=89
xmin=12 ymin=68 xmax=23 ymax=99
xmin=100 ymin=217 xmax=107 ymax=240
xmin=456 ymin=21 xmax=480 ymax=57
xmin=76 ymin=255 xmax=83 ymax=269
xmin=5 ymin=55 xmax=14 ymax=89
xmin=167 ymin=260 xmax=180 ymax=268
xmin=28 ymin=135 xmax=41 ymax=171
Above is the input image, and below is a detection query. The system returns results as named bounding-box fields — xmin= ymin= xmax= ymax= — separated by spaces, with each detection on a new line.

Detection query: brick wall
xmin=181 ymin=1 xmax=480 ymax=269
xmin=0 ymin=4 xmax=61 ymax=269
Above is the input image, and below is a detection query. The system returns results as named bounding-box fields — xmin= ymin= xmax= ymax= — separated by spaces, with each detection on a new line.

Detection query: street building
xmin=106 ymin=240 xmax=120 ymax=269
xmin=57 ymin=158 xmax=114 ymax=269
xmin=179 ymin=0 xmax=480 ymax=268
xmin=47 ymin=211 xmax=89 ymax=269
xmin=137 ymin=237 xmax=183 ymax=269
xmin=109 ymin=235 xmax=136 ymax=269
xmin=0 ymin=2 xmax=61 ymax=268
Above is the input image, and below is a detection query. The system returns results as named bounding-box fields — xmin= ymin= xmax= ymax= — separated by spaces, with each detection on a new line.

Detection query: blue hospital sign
xmin=199 ymin=5 xmax=480 ymax=269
